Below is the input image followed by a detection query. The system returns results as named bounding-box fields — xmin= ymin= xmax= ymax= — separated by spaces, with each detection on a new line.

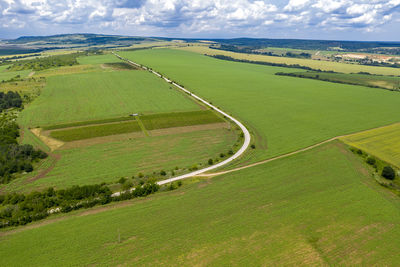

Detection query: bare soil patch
xmin=30 ymin=128 xmax=64 ymax=151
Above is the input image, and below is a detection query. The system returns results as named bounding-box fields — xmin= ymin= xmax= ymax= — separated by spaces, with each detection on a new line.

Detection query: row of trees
xmin=0 ymin=181 xmax=159 ymax=228
xmin=210 ymin=54 xmax=325 ymax=72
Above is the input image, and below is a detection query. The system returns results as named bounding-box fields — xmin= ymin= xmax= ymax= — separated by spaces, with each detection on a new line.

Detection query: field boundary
xmin=113 ymin=52 xmax=251 ymax=187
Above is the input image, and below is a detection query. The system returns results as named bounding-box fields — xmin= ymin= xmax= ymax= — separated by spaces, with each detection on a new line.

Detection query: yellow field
xmin=340 ymin=123 xmax=400 ymax=167
xmin=178 ymin=46 xmax=400 ymax=76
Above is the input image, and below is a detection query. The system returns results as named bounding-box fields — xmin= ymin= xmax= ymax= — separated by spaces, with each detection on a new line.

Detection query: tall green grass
xmin=1 ymin=142 xmax=398 ymax=266
xmin=119 ymin=49 xmax=400 ymax=163
xmin=19 ymin=70 xmax=200 ymax=127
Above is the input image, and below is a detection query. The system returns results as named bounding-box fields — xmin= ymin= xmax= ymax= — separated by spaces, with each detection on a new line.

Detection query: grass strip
xmin=140 ymin=110 xmax=224 ymax=131
xmin=42 ymin=116 xmax=136 ymax=130
xmin=50 ymin=121 xmax=141 ymax=142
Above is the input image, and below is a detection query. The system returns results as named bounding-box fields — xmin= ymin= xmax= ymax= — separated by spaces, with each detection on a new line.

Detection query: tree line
xmin=0 ymin=181 xmax=159 ymax=228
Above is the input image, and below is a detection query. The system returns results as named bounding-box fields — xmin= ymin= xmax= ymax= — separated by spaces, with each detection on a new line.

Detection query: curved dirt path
xmin=112 ymin=52 xmax=251 ymax=187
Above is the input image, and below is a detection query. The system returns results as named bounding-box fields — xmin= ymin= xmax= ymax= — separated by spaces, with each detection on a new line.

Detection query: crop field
xmin=49 ymin=121 xmax=142 ymax=141
xmin=42 ymin=116 xmax=137 ymax=130
xmin=2 ymin=127 xmax=237 ymax=193
xmin=77 ymin=54 xmax=122 ymax=65
xmin=119 ymin=48 xmax=400 ymax=164
xmin=278 ymin=71 xmax=400 ymax=90
xmin=341 ymin=123 xmax=400 ymax=168
xmin=139 ymin=110 xmax=224 ymax=130
xmin=19 ymin=70 xmax=200 ymax=127
xmin=178 ymin=45 xmax=400 ymax=76
xmin=1 ymin=141 xmax=399 ymax=266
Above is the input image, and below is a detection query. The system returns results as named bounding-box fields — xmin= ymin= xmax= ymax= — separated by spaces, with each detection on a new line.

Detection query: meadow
xmin=0 ymin=68 xmax=32 ymax=82
xmin=179 ymin=45 xmax=400 ymax=76
xmin=77 ymin=54 xmax=122 ymax=65
xmin=341 ymin=123 xmax=400 ymax=168
xmin=119 ymin=48 xmax=400 ymax=164
xmin=2 ymin=127 xmax=237 ymax=192
xmin=19 ymin=69 xmax=200 ymax=127
xmin=1 ymin=141 xmax=399 ymax=265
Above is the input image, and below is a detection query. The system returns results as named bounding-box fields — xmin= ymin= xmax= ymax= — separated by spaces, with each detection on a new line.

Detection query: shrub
xmin=138 ymin=172 xmax=144 ymax=178
xmin=228 ymin=150 xmax=233 ymax=155
xmin=118 ymin=177 xmax=126 ymax=184
xmin=220 ymin=153 xmax=225 ymax=158
xmin=208 ymin=158 xmax=213 ymax=165
xmin=160 ymin=170 xmax=167 ymax=176
xmin=251 ymin=144 xmax=256 ymax=149
xmin=382 ymin=166 xmax=395 ymax=180
xmin=366 ymin=157 xmax=376 ymax=165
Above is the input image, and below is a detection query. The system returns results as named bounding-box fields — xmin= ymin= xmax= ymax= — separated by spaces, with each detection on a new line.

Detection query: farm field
xmin=77 ymin=54 xmax=121 ymax=65
xmin=2 ymin=127 xmax=236 ymax=193
xmin=178 ymin=45 xmax=400 ymax=75
xmin=277 ymin=71 xmax=400 ymax=90
xmin=46 ymin=110 xmax=223 ymax=141
xmin=341 ymin=123 xmax=400 ymax=168
xmin=119 ymin=48 xmax=400 ymax=164
xmin=19 ymin=69 xmax=201 ymax=127
xmin=139 ymin=110 xmax=224 ymax=130
xmin=1 ymin=141 xmax=399 ymax=265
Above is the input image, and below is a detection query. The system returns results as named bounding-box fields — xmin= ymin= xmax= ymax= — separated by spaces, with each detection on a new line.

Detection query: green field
xmin=0 ymin=69 xmax=31 ymax=81
xmin=2 ymin=127 xmax=237 ymax=192
xmin=139 ymin=110 xmax=224 ymax=130
xmin=278 ymin=71 xmax=400 ymax=90
xmin=341 ymin=123 xmax=400 ymax=168
xmin=42 ymin=116 xmax=136 ymax=130
xmin=19 ymin=70 xmax=200 ymax=127
xmin=77 ymin=54 xmax=122 ymax=65
xmin=1 ymin=141 xmax=399 ymax=265
xmin=119 ymin=48 xmax=400 ymax=164
xmin=50 ymin=120 xmax=142 ymax=141
xmin=180 ymin=46 xmax=400 ymax=75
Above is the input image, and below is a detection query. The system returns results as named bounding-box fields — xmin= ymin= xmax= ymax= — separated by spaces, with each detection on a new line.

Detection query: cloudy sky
xmin=0 ymin=0 xmax=399 ymax=40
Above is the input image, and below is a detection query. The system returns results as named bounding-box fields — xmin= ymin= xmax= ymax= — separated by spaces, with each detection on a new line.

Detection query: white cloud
xmin=0 ymin=0 xmax=398 ymax=39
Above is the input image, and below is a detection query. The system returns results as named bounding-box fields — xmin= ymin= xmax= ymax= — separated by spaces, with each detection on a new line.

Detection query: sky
xmin=0 ymin=0 xmax=399 ymax=41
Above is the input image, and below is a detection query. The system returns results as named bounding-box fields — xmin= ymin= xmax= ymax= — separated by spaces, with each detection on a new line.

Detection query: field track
xmin=198 ymin=122 xmax=400 ymax=178
xmin=113 ymin=52 xmax=251 ymax=187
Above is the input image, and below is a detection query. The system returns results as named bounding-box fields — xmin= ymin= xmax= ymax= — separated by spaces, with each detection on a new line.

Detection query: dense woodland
xmin=0 ymin=91 xmax=22 ymax=112
xmin=0 ymin=92 xmax=47 ymax=184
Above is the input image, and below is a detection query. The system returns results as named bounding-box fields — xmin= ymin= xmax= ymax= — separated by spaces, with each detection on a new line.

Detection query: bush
xmin=160 ymin=170 xmax=166 ymax=176
xmin=219 ymin=153 xmax=225 ymax=158
xmin=118 ymin=177 xmax=126 ymax=184
xmin=382 ymin=166 xmax=395 ymax=180
xmin=366 ymin=157 xmax=376 ymax=165
xmin=208 ymin=158 xmax=213 ymax=165
xmin=251 ymin=144 xmax=256 ymax=149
